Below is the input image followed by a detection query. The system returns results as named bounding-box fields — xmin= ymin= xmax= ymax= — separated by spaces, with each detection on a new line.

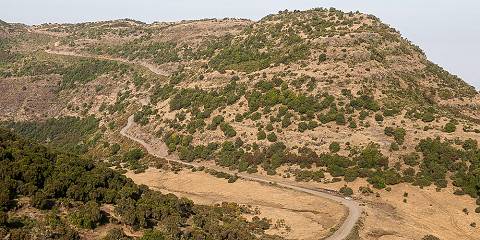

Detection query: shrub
xmin=123 ymin=148 xmax=144 ymax=162
xmin=443 ymin=121 xmax=456 ymax=133
xmin=335 ymin=113 xmax=346 ymax=125
xmin=267 ymin=132 xmax=278 ymax=142
xmin=298 ymin=122 xmax=309 ymax=132
xmin=402 ymin=153 xmax=419 ymax=166
xmin=257 ymin=130 xmax=267 ymax=140
xmin=422 ymin=112 xmax=435 ymax=122
xmin=140 ymin=230 xmax=166 ymax=240
xmin=384 ymin=127 xmax=406 ymax=144
xmin=390 ymin=142 xmax=399 ymax=151
xmin=68 ymin=201 xmax=104 ymax=229
xmin=235 ymin=114 xmax=244 ymax=122
xmin=220 ymin=123 xmax=237 ymax=138
xmin=318 ymin=53 xmax=327 ymax=62
xmin=422 ymin=235 xmax=440 ymax=240
xmin=339 ymin=186 xmax=353 ymax=196
xmin=329 ymin=142 xmax=341 ymax=153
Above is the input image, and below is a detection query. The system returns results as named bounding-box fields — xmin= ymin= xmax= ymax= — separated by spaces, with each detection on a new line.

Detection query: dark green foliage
xmin=415 ymin=137 xmax=480 ymax=194
xmin=463 ymin=139 xmax=478 ymax=151
xmin=349 ymin=95 xmax=379 ymax=111
xmin=62 ymin=59 xmax=128 ymax=89
xmin=140 ymin=229 xmax=166 ymax=240
xmin=298 ymin=122 xmax=309 ymax=132
xmin=123 ymin=148 xmax=144 ymax=162
xmin=151 ymin=84 xmax=175 ymax=104
xmin=335 ymin=113 xmax=346 ymax=125
xmin=257 ymin=130 xmax=266 ymax=140
xmin=355 ymin=143 xmax=388 ymax=169
xmin=374 ymin=113 xmax=384 ymax=122
xmin=168 ymin=81 xmax=245 ymax=115
xmin=384 ymin=127 xmax=406 ymax=145
xmin=339 ymin=186 xmax=353 ymax=196
xmin=93 ymin=40 xmax=179 ymax=65
xmin=267 ymin=132 xmax=277 ymax=142
xmin=208 ymin=115 xmax=225 ymax=130
xmin=68 ymin=201 xmax=104 ymax=229
xmin=6 ymin=116 xmax=99 ymax=154
xmin=0 ymin=128 xmax=274 ymax=239
xmin=329 ymin=142 xmax=340 ymax=153
xmin=443 ymin=121 xmax=457 ymax=133
xmin=216 ymin=141 xmax=244 ymax=167
xmin=402 ymin=153 xmax=419 ymax=166
xmin=103 ymin=228 xmax=132 ymax=240
xmin=367 ymin=169 xmax=402 ymax=189
xmin=295 ymin=170 xmax=324 ymax=182
xmin=209 ymin=30 xmax=310 ymax=73
xmin=134 ymin=106 xmax=156 ymax=126
xmin=247 ymin=85 xmax=334 ymax=117
xmin=421 ymin=111 xmax=435 ymax=122
xmin=318 ymin=53 xmax=327 ymax=63
xmin=110 ymin=143 xmax=121 ymax=155
xmin=235 ymin=114 xmax=244 ymax=122
xmin=220 ymin=123 xmax=237 ymax=138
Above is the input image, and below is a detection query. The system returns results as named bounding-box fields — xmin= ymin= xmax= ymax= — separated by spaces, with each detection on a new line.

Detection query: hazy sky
xmin=2 ymin=0 xmax=479 ymax=89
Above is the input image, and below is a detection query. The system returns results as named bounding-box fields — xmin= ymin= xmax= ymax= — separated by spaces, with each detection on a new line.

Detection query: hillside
xmin=1 ymin=8 xmax=480 ymax=240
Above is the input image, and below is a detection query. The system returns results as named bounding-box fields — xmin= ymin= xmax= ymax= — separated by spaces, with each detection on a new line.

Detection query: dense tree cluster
xmin=0 ymin=128 xmax=279 ymax=239
xmin=5 ymin=116 xmax=99 ymax=154
xmin=61 ymin=59 xmax=129 ymax=89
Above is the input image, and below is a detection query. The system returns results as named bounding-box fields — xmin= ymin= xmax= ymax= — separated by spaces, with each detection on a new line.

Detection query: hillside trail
xmin=45 ymin=49 xmax=169 ymax=76
xmin=120 ymin=115 xmax=362 ymax=240
xmin=45 ymin=48 xmax=363 ymax=240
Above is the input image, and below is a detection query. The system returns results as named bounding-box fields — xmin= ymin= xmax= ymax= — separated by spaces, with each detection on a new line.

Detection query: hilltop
xmin=1 ymin=8 xmax=480 ymax=240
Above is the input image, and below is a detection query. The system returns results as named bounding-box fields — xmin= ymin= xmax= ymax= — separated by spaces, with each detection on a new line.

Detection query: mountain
xmin=0 ymin=8 xmax=479 ymax=240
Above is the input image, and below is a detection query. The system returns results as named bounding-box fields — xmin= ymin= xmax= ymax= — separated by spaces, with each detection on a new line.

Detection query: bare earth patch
xmin=293 ymin=179 xmax=480 ymax=240
xmin=126 ymin=168 xmax=347 ymax=240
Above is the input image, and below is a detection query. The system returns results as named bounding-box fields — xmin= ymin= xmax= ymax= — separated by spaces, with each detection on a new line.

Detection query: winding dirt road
xmin=46 ymin=48 xmax=363 ymax=239
xmin=120 ymin=115 xmax=362 ymax=240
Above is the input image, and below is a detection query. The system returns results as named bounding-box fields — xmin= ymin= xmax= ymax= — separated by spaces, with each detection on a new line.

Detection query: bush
xmin=318 ymin=53 xmax=327 ymax=62
xmin=298 ymin=122 xmax=309 ymax=132
xmin=123 ymin=148 xmax=144 ymax=162
xmin=68 ymin=201 xmax=104 ymax=229
xmin=375 ymin=113 xmax=384 ymax=122
xmin=267 ymin=132 xmax=278 ymax=142
xmin=384 ymin=127 xmax=406 ymax=144
xmin=339 ymin=186 xmax=353 ymax=196
xmin=422 ymin=235 xmax=440 ymax=240
xmin=220 ymin=123 xmax=237 ymax=138
xmin=335 ymin=113 xmax=346 ymax=125
xmin=329 ymin=142 xmax=341 ymax=153
xmin=422 ymin=112 xmax=435 ymax=122
xmin=140 ymin=230 xmax=166 ymax=240
xmin=443 ymin=121 xmax=456 ymax=133
xmin=103 ymin=228 xmax=132 ymax=240
xmin=257 ymin=130 xmax=266 ymax=140
xmin=402 ymin=153 xmax=419 ymax=166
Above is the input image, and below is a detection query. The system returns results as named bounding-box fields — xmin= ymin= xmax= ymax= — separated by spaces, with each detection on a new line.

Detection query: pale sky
xmin=2 ymin=0 xmax=479 ymax=90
